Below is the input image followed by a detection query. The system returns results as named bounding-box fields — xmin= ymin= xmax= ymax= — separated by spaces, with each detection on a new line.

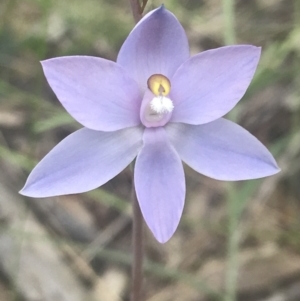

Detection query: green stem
xmin=224 ymin=186 xmax=240 ymax=301
xmin=223 ymin=0 xmax=236 ymax=45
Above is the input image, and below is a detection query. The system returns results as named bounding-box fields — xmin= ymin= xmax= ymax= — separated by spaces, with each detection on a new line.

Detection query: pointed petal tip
xmin=18 ymin=187 xmax=26 ymax=196
xmin=159 ymin=4 xmax=165 ymax=10
xmin=18 ymin=187 xmax=38 ymax=198
xmin=154 ymin=231 xmax=173 ymax=244
xmin=253 ymin=164 xmax=280 ymax=180
xmin=19 ymin=182 xmax=30 ymax=196
xmin=18 ymin=184 xmax=47 ymax=198
xmin=264 ymin=154 xmax=281 ymax=177
xmin=40 ymin=58 xmax=52 ymax=66
xmin=253 ymin=45 xmax=262 ymax=57
xmin=243 ymin=44 xmax=261 ymax=62
xmin=155 ymin=235 xmax=171 ymax=244
xmin=270 ymin=162 xmax=281 ymax=175
xmin=40 ymin=60 xmax=47 ymax=69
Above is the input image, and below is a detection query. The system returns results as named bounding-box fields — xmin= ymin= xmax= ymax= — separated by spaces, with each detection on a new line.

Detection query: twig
xmin=140 ymin=0 xmax=148 ymax=13
xmin=129 ymin=0 xmax=148 ymax=23
xmin=128 ymin=2 xmax=149 ymax=299
xmin=130 ymin=181 xmax=144 ymax=301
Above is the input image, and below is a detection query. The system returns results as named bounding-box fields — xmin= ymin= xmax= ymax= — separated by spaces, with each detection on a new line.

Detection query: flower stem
xmin=224 ymin=185 xmax=240 ymax=301
xmin=222 ymin=0 xmax=236 ymax=45
xmin=140 ymin=0 xmax=148 ymax=13
xmin=131 ymin=181 xmax=144 ymax=301
xmin=128 ymin=3 xmax=148 ymax=299
xmin=129 ymin=0 xmax=148 ymax=23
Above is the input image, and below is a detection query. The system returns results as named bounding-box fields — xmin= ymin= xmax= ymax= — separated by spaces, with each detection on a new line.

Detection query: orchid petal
xmin=170 ymin=45 xmax=261 ymax=124
xmin=117 ymin=6 xmax=189 ymax=92
xmin=166 ymin=119 xmax=279 ymax=181
xmin=20 ymin=127 xmax=143 ymax=197
xmin=42 ymin=56 xmax=141 ymax=131
xmin=135 ymin=127 xmax=185 ymax=243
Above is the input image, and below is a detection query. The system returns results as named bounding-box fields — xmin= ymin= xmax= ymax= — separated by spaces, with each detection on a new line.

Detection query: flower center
xmin=147 ymin=74 xmax=174 ymax=114
xmin=150 ymin=96 xmax=174 ymax=114
xmin=140 ymin=74 xmax=174 ymax=128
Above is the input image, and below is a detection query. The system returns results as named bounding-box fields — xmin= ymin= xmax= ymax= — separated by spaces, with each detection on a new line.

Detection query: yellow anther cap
xmin=147 ymin=74 xmax=171 ymax=96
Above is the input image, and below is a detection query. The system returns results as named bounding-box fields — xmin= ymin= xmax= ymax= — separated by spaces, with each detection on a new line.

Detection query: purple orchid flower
xmin=20 ymin=6 xmax=279 ymax=243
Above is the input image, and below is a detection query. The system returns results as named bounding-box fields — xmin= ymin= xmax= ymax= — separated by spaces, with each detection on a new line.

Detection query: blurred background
xmin=0 ymin=0 xmax=299 ymax=300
